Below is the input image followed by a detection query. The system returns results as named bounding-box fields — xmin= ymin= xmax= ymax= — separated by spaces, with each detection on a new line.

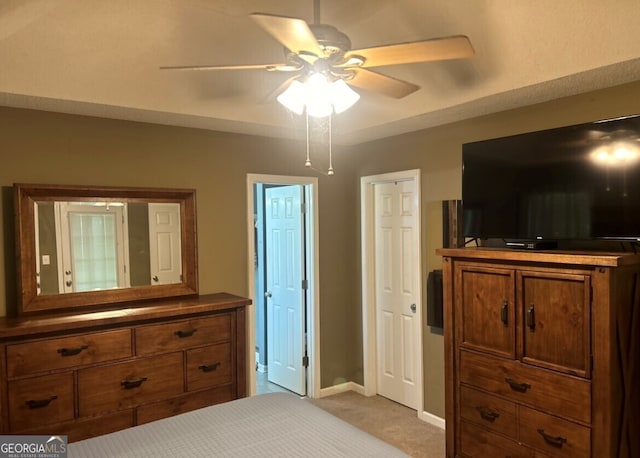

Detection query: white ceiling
xmin=1 ymin=0 xmax=640 ymax=145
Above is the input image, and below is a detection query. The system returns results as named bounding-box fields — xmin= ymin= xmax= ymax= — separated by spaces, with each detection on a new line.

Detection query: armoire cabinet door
xmin=455 ymin=264 xmax=516 ymax=358
xmin=518 ymin=271 xmax=591 ymax=377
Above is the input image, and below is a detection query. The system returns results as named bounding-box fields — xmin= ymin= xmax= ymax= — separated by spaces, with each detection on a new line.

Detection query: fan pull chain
xmin=328 ymin=114 xmax=334 ymax=175
xmin=305 ymin=111 xmax=312 ymax=167
xmin=304 ymin=109 xmax=334 ymax=176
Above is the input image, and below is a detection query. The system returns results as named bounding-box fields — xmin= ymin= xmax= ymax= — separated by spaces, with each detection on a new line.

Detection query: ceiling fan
xmin=160 ymin=0 xmax=475 ymax=104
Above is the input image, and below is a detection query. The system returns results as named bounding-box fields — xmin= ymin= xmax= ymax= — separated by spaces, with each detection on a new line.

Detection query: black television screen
xmin=462 ymin=115 xmax=640 ymax=241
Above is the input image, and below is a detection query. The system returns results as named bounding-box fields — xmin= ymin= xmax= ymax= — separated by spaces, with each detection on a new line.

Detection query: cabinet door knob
xmin=410 ymin=303 xmax=417 ymax=313
xmin=500 ymin=301 xmax=508 ymax=325
xmin=527 ymin=304 xmax=536 ymax=330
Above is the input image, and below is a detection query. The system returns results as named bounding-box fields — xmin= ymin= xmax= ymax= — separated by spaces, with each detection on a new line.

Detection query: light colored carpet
xmin=310 ymin=391 xmax=445 ymax=458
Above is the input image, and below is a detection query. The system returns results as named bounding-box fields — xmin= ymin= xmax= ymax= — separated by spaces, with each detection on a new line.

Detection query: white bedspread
xmin=69 ymin=392 xmax=410 ymax=457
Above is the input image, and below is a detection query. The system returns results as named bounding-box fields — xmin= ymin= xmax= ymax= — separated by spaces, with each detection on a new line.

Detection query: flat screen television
xmin=462 ymin=114 xmax=640 ymax=242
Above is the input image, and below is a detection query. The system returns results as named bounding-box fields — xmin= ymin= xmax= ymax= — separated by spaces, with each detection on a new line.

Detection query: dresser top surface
xmin=0 ymin=293 xmax=251 ymax=341
xmin=437 ymin=247 xmax=640 ymax=267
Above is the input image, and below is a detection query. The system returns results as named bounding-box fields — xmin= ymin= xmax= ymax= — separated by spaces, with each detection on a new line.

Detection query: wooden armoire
xmin=438 ymin=247 xmax=640 ymax=457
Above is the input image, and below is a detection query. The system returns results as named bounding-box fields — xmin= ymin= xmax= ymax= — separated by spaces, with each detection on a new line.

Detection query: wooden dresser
xmin=0 ymin=293 xmax=250 ymax=442
xmin=438 ymin=248 xmax=640 ymax=458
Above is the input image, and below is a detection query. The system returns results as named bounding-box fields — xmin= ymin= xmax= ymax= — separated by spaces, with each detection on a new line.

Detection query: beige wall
xmin=0 ymin=107 xmax=360 ymax=388
xmin=1 ymin=79 xmax=639 ymax=416
xmin=349 ymin=80 xmax=640 ymax=417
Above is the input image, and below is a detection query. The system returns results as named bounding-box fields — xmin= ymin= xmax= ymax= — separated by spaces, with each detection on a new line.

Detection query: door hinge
xmin=302 ymin=355 xmax=309 ymax=368
xmin=301 ymin=202 xmax=307 ymax=214
xmin=302 ymin=279 xmax=308 ymax=290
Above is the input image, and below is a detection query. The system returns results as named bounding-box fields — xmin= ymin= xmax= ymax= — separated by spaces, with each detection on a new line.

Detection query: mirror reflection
xmin=35 ymin=200 xmax=182 ymax=295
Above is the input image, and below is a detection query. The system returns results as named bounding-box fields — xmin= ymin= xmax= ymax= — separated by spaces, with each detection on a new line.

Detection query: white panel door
xmin=265 ymin=185 xmax=306 ymax=395
xmin=374 ymin=180 xmax=419 ymax=409
xmin=148 ymin=203 xmax=182 ymax=285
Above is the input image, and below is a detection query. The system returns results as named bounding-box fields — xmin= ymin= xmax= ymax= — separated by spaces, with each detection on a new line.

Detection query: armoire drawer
xmin=8 ymin=372 xmax=75 ymax=431
xmin=186 ymin=342 xmax=232 ymax=392
xmin=78 ymin=352 xmax=184 ymax=417
xmin=519 ymin=405 xmax=591 ymax=458
xmin=135 ymin=314 xmax=232 ymax=355
xmin=460 ymin=385 xmax=517 ymax=439
xmin=460 ymin=420 xmax=532 ymax=458
xmin=460 ymin=350 xmax=591 ymax=424
xmin=6 ymin=328 xmax=133 ymax=377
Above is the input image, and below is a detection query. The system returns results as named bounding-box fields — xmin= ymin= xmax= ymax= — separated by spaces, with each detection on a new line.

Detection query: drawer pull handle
xmin=527 ymin=304 xmax=536 ymax=330
xmin=500 ymin=300 xmax=508 ymax=325
xmin=57 ymin=345 xmax=89 ymax=357
xmin=505 ymin=378 xmax=531 ymax=393
xmin=174 ymin=329 xmax=197 ymax=338
xmin=121 ymin=377 xmax=148 ymax=389
xmin=26 ymin=395 xmax=58 ymax=409
xmin=476 ymin=406 xmax=500 ymax=422
xmin=199 ymin=362 xmax=221 ymax=373
xmin=537 ymin=428 xmax=567 ymax=448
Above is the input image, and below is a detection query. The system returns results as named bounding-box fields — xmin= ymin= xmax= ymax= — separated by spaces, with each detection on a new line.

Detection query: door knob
xmin=410 ymin=303 xmax=417 ymax=313
xmin=265 ymin=291 xmax=272 ymax=298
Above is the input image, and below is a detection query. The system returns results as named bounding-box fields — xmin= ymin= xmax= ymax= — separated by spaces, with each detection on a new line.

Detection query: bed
xmin=69 ymin=392 xmax=410 ymax=457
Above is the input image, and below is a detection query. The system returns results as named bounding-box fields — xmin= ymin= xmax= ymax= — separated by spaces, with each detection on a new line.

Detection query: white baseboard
xmin=319 ymin=381 xmax=365 ymax=398
xmin=419 ymin=410 xmax=446 ymax=429
xmin=257 ymin=363 xmax=267 ymax=373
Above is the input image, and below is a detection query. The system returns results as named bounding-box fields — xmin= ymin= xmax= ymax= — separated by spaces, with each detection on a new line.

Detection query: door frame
xmin=246 ymin=174 xmax=320 ymax=398
xmin=360 ymin=169 xmax=424 ymax=416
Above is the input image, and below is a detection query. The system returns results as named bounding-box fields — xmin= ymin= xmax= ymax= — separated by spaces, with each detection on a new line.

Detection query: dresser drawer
xmin=8 ymin=372 xmax=75 ymax=431
xmin=6 ymin=329 xmax=133 ymax=378
xmin=135 ymin=314 xmax=232 ymax=355
xmin=78 ymin=352 xmax=184 ymax=417
xmin=460 ymin=385 xmax=517 ymax=439
xmin=186 ymin=342 xmax=232 ymax=392
xmin=519 ymin=405 xmax=590 ymax=458
xmin=460 ymin=350 xmax=591 ymax=423
xmin=137 ymin=385 xmax=233 ymax=425
xmin=460 ymin=420 xmax=532 ymax=458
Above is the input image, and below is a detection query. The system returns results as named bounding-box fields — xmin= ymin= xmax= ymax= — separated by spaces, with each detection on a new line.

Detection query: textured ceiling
xmin=1 ymin=0 xmax=640 ymax=145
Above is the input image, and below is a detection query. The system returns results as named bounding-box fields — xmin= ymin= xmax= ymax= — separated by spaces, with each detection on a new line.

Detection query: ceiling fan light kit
xmin=277 ymin=74 xmax=360 ymax=117
xmin=160 ymin=1 xmax=475 ymax=174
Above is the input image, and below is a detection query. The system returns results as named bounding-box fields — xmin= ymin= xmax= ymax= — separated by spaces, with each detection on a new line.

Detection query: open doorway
xmin=246 ymin=174 xmax=320 ymax=399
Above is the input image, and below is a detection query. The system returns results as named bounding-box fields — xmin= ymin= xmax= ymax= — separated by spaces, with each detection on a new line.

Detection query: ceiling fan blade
xmin=159 ymin=63 xmax=301 ymax=72
xmin=344 ymin=35 xmax=474 ymax=68
xmin=250 ymin=13 xmax=325 ymax=57
xmin=348 ymin=69 xmax=419 ymax=99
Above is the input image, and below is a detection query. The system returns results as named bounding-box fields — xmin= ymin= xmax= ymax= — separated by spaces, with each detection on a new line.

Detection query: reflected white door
xmin=265 ymin=185 xmax=306 ymax=395
xmin=56 ymin=202 xmax=129 ymax=293
xmin=374 ymin=179 xmax=419 ymax=409
xmin=148 ymin=203 xmax=182 ymax=285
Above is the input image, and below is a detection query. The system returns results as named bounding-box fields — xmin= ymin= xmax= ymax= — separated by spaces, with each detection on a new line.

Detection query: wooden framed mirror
xmin=15 ymin=183 xmax=198 ymax=314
